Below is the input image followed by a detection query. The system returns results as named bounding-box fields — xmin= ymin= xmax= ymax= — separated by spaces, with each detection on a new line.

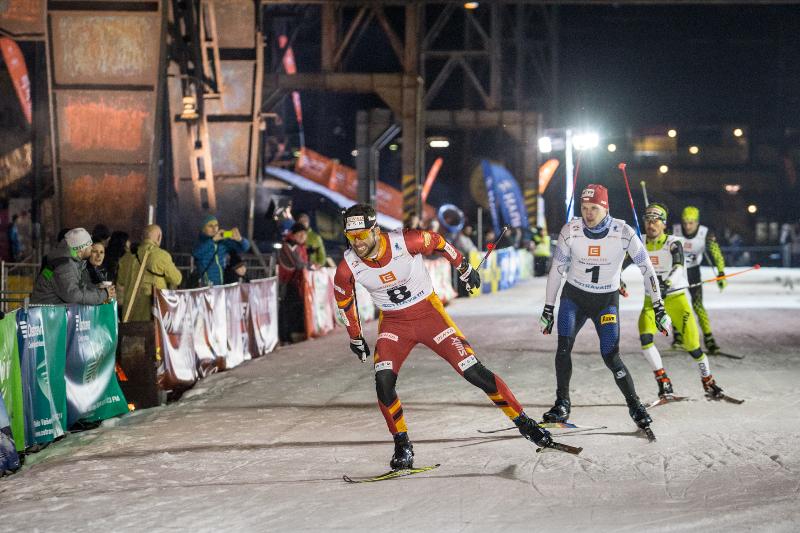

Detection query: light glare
xmin=733 ymin=128 xmax=743 ymax=137
xmin=573 ymin=132 xmax=599 ymax=151
xmin=607 ymin=143 xmax=617 ymax=153
xmin=668 ymin=129 xmax=677 ymax=138
xmin=538 ymin=136 xmax=553 ymax=154
xmin=659 ymin=165 xmax=669 ymax=174
xmin=747 ymin=204 xmax=757 ymax=214
xmin=689 ymin=146 xmax=700 ymax=155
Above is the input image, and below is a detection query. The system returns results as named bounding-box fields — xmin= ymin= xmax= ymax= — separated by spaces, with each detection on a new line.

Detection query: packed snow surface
xmin=2 ymin=267 xmax=799 ymax=532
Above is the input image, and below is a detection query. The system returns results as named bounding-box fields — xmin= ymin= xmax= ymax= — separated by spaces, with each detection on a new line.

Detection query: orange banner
xmin=296 ymin=148 xmax=405 ymax=220
xmin=0 ymin=38 xmax=32 ymax=124
xmin=538 ymin=158 xmax=560 ymax=194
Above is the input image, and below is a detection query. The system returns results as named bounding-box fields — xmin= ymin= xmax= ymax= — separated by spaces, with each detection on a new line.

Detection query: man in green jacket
xmin=296 ymin=212 xmax=328 ymax=267
xmin=118 ymin=225 xmax=182 ymax=322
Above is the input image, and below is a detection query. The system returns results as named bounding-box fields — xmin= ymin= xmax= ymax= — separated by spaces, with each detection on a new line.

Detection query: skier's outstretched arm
xmin=333 ymin=260 xmax=370 ymax=362
xmin=404 ymin=229 xmax=480 ymax=291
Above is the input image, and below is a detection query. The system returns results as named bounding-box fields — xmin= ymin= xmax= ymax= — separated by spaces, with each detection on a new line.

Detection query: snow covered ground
xmin=2 ymin=267 xmax=799 ymax=532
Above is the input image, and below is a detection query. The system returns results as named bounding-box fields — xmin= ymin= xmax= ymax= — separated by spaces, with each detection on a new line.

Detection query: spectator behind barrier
xmin=104 ymin=231 xmax=130 ymax=282
xmin=91 ymin=224 xmax=111 ymax=247
xmin=87 ymin=242 xmax=110 ymax=284
xmin=224 ymin=253 xmax=251 ymax=284
xmin=31 ymin=228 xmax=114 ymax=305
xmin=192 ymin=215 xmax=250 ymax=286
xmin=7 ymin=214 xmax=22 ymax=262
xmin=295 ymin=211 xmax=328 ymax=267
xmin=278 ymin=222 xmax=311 ymax=344
xmin=117 ymin=224 xmax=182 ymax=322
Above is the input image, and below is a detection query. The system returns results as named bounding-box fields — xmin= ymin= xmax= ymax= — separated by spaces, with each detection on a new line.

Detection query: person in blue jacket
xmin=192 ymin=215 xmax=250 ymax=286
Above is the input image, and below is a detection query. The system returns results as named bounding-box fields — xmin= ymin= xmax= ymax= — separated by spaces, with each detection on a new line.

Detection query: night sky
xmin=283 ymin=3 xmax=800 ymax=221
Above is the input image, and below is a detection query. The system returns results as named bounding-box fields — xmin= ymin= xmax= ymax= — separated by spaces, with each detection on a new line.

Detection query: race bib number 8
xmin=387 ymin=285 xmax=412 ymax=304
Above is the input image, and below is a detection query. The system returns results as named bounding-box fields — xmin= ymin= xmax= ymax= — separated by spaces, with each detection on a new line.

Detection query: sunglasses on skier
xmin=345 ymin=226 xmax=375 ymax=242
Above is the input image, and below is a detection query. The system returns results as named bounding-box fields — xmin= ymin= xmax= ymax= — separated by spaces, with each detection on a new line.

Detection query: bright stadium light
xmin=689 ymin=145 xmax=700 ymax=155
xmin=464 ymin=1 xmax=479 ymax=8
xmin=428 ymin=137 xmax=450 ymax=148
xmin=747 ymin=204 xmax=757 ymax=214
xmin=724 ymin=184 xmax=741 ymax=194
xmin=668 ymin=129 xmax=677 ymax=138
xmin=607 ymin=143 xmax=617 ymax=153
xmin=538 ymin=136 xmax=553 ymax=154
xmin=659 ymin=165 xmax=669 ymax=174
xmin=733 ymin=128 xmax=743 ymax=137
xmin=572 ymin=132 xmax=599 ymax=151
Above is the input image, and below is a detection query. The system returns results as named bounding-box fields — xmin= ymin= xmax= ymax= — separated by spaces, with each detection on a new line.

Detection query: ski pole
xmin=640 ymin=180 xmax=649 ymax=206
xmin=564 ymin=152 xmax=583 ymax=223
xmin=618 ymin=163 xmax=642 ymax=239
xmin=666 ymin=264 xmax=761 ymax=294
xmin=476 ymin=225 xmax=509 ymax=270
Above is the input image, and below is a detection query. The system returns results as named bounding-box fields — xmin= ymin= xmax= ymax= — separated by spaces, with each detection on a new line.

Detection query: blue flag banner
xmin=481 ymin=160 xmax=529 ymax=234
xmin=481 ymin=160 xmax=501 ymax=236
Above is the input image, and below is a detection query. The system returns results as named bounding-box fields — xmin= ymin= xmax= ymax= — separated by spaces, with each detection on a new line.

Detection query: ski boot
xmin=627 ymin=399 xmax=653 ymax=430
xmin=389 ymin=432 xmax=414 ymax=470
xmin=702 ymin=375 xmax=724 ymax=399
xmin=542 ymin=398 xmax=571 ymax=423
xmin=704 ymin=334 xmax=721 ymax=355
xmin=671 ymin=330 xmax=684 ymax=351
xmin=654 ymin=369 xmax=674 ymax=398
xmin=514 ymin=412 xmax=552 ymax=447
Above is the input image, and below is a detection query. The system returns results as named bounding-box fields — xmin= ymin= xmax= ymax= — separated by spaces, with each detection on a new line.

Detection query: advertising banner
xmin=224 ymin=283 xmax=248 ymax=370
xmin=154 ymin=289 xmax=198 ymax=389
xmin=64 ymin=304 xmax=128 ymax=426
xmin=192 ymin=286 xmax=226 ymax=374
xmin=17 ymin=306 xmax=67 ymax=446
xmin=0 ymin=395 xmax=21 ymax=473
xmin=247 ymin=278 xmax=278 ymax=357
xmin=304 ymin=268 xmax=337 ymax=338
xmin=0 ymin=311 xmax=24 ymax=450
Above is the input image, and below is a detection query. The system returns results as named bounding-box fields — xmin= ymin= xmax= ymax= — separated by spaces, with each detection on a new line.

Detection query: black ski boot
xmin=542 ymin=398 xmax=571 ymax=423
xmin=702 ymin=375 xmax=724 ymax=399
xmin=704 ymin=334 xmax=721 ymax=355
xmin=514 ymin=413 xmax=552 ymax=447
xmin=389 ymin=432 xmax=414 ymax=470
xmin=627 ymin=399 xmax=653 ymax=430
xmin=654 ymin=369 xmax=674 ymax=398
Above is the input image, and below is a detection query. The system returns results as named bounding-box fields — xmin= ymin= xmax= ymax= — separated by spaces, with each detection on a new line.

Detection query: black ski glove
xmin=457 ymin=258 xmax=481 ymax=292
xmin=539 ymin=304 xmax=555 ymax=335
xmin=653 ymin=301 xmax=671 ymax=336
xmin=349 ymin=335 xmax=370 ymax=363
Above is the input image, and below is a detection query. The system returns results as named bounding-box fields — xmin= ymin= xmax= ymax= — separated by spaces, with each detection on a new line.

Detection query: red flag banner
xmin=0 ymin=37 xmax=32 ymax=124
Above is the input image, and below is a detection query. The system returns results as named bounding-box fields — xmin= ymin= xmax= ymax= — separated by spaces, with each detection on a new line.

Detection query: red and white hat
xmin=580 ymin=184 xmax=609 ymax=209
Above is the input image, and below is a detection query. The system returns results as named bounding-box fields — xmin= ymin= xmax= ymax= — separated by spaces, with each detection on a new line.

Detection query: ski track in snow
xmin=1 ymin=267 xmax=800 ymax=532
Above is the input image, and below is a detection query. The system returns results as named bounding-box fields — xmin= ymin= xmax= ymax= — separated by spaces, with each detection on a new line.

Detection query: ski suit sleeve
xmin=706 ymin=230 xmax=726 ymax=271
xmin=545 ymin=225 xmax=571 ymax=306
xmin=622 ymin=224 xmax=662 ymax=303
xmin=333 ymin=259 xmax=361 ymax=339
xmin=665 ymin=239 xmax=685 ymax=288
xmin=403 ymin=229 xmax=464 ymax=267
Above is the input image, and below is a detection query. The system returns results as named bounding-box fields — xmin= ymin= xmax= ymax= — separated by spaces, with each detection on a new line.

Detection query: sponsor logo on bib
xmin=650 ymin=255 xmax=659 ymax=265
xmin=379 ymin=271 xmax=397 ymax=283
xmin=600 ymin=314 xmax=617 ymax=325
xmin=588 ymin=245 xmax=601 ymax=257
xmin=434 ymin=327 xmax=456 ymax=344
